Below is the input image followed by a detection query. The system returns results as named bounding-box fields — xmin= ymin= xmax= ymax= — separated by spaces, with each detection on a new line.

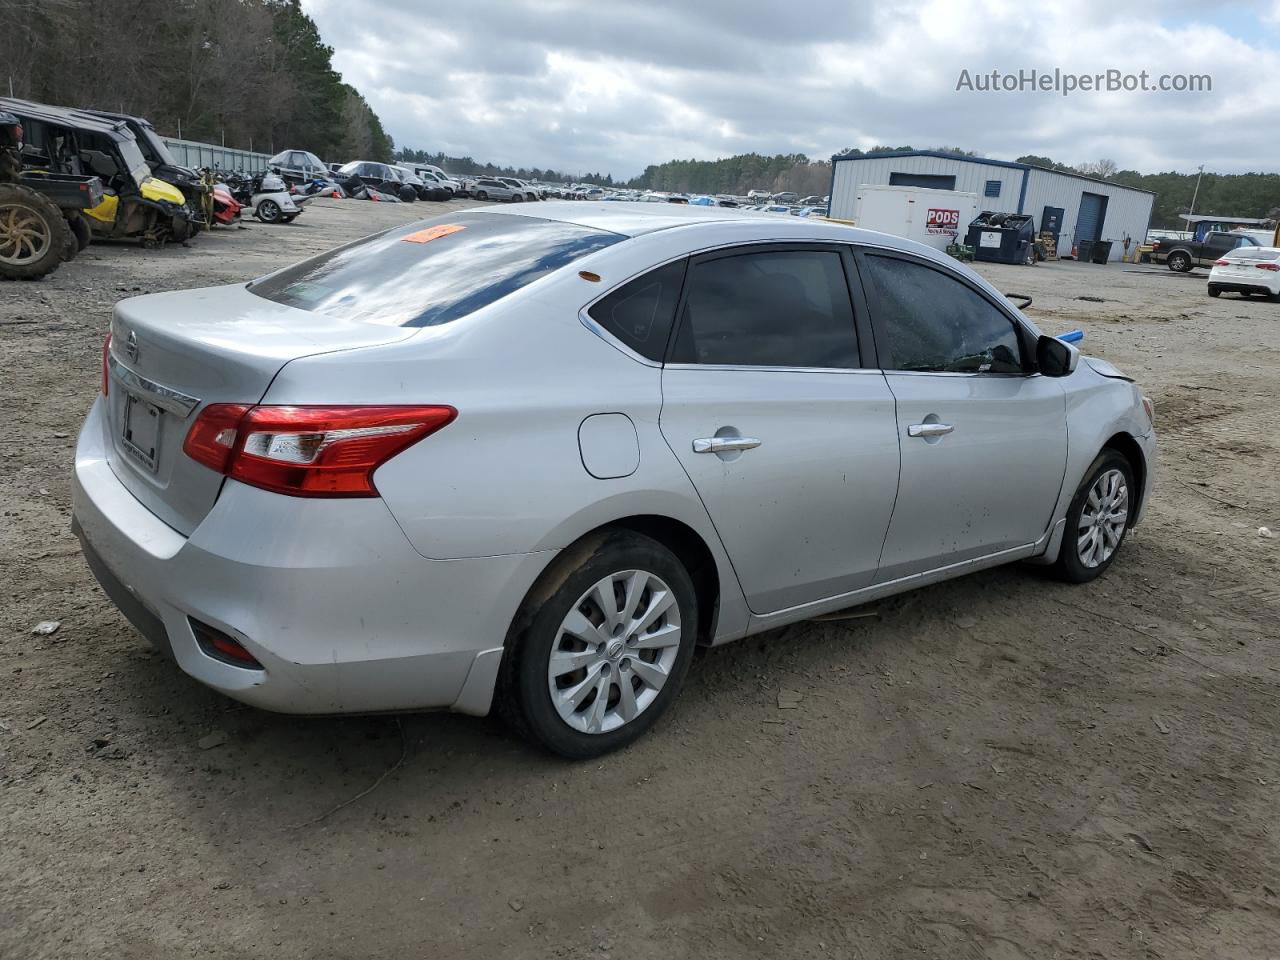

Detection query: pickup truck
xmin=1152 ymin=230 xmax=1261 ymax=272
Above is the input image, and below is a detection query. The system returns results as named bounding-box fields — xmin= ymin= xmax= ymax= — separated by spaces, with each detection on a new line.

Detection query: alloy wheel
xmin=0 ymin=203 xmax=53 ymax=265
xmin=1077 ymin=468 xmax=1129 ymax=568
xmin=547 ymin=569 xmax=682 ymax=735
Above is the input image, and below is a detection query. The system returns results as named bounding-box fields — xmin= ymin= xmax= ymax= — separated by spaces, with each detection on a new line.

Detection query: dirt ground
xmin=2 ymin=199 xmax=1278 ymax=960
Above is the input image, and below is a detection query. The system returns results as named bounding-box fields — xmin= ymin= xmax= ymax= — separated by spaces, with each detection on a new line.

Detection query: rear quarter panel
xmin=258 ymin=247 xmax=752 ymax=641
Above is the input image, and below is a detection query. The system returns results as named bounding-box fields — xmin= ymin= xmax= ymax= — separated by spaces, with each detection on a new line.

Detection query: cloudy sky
xmin=302 ymin=0 xmax=1280 ymax=178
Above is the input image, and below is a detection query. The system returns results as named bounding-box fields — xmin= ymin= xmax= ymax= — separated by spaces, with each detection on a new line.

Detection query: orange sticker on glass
xmin=401 ymin=223 xmax=466 ymax=244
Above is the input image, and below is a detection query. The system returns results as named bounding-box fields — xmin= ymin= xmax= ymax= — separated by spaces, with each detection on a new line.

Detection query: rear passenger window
xmin=861 ymin=255 xmax=1025 ymax=374
xmin=670 ymin=250 xmax=858 ymax=368
xmin=588 ymin=260 xmax=686 ymax=361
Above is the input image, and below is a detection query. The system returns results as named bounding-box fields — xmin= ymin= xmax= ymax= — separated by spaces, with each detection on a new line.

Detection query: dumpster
xmin=965 ymin=211 xmax=1036 ymax=265
xmin=1090 ymin=239 xmax=1114 ymax=264
xmin=1076 ymin=239 xmax=1095 ymax=262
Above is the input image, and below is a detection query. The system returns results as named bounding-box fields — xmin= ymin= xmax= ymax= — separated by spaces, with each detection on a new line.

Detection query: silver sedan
xmin=73 ymin=204 xmax=1156 ymax=757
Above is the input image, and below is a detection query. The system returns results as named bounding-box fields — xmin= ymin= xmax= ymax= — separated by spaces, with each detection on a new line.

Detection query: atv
xmin=0 ymin=110 xmax=104 ymax=279
xmin=83 ymin=109 xmax=208 ymax=235
xmin=0 ymin=97 xmax=193 ymax=249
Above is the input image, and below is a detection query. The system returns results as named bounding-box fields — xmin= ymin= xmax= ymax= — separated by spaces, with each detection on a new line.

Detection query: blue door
xmin=1076 ymin=193 xmax=1107 ymax=245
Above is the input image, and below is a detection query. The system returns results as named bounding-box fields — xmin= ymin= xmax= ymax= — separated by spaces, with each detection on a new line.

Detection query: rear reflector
xmin=183 ymin=404 xmax=456 ymax=497
xmin=190 ymin=618 xmax=262 ymax=669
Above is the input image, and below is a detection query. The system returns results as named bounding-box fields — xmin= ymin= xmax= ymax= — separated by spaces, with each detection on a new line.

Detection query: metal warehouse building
xmin=830 ymin=150 xmax=1155 ymax=262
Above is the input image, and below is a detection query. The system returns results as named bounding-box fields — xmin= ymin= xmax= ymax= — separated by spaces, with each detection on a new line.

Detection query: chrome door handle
xmin=693 ymin=436 xmax=762 ymax=454
xmin=907 ymin=423 xmax=954 ymax=438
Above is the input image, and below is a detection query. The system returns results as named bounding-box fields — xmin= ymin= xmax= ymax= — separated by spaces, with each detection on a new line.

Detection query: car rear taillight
xmin=182 ymin=404 xmax=456 ymax=497
xmin=101 ymin=332 xmax=111 ymax=396
xmin=1256 ymin=263 xmax=1280 ymax=272
xmin=183 ymin=403 xmax=253 ymax=473
xmin=1214 ymin=259 xmax=1230 ymax=266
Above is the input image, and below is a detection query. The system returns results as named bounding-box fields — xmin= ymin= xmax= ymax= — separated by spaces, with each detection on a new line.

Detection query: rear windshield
xmin=1224 ymin=247 xmax=1280 ymax=260
xmin=248 ymin=212 xmax=623 ymax=327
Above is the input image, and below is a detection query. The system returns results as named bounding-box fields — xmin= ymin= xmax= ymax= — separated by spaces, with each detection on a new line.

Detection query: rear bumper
xmin=1208 ymin=279 xmax=1277 ymax=295
xmin=72 ymin=398 xmax=551 ymax=716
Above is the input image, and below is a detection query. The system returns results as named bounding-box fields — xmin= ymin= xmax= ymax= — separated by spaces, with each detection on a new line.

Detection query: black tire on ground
xmin=1167 ymin=251 xmax=1192 ymax=272
xmin=475 ymin=190 xmax=488 ymax=201
xmin=1051 ymin=449 xmax=1136 ymax=584
xmin=498 ymin=530 xmax=699 ymax=759
xmin=0 ymin=183 xmax=71 ymax=280
xmin=398 ymin=185 xmax=417 ymax=202
xmin=256 ymin=199 xmax=281 ymax=223
xmin=1207 ymin=285 xmax=1221 ymax=297
xmin=67 ymin=213 xmax=91 ymax=253
xmin=510 ymin=194 xmax=523 ymax=202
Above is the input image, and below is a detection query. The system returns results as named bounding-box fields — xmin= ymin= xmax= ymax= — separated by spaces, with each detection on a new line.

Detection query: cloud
xmin=302 ymin=0 xmax=1280 ymax=177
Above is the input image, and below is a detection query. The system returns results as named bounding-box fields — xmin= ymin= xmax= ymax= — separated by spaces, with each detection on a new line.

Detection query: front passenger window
xmin=861 ymin=255 xmax=1025 ymax=374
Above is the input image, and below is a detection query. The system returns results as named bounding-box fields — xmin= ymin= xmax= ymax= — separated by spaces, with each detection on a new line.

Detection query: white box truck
xmin=849 ymin=184 xmax=979 ymax=252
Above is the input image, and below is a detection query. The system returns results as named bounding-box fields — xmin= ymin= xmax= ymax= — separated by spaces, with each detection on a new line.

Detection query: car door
xmin=1200 ymin=232 xmax=1236 ymax=266
xmin=658 ymin=244 xmax=901 ymax=614
xmin=855 ymin=250 xmax=1068 ymax=582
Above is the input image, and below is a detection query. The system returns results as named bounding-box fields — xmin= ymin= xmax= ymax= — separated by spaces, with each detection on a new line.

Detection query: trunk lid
xmin=104 ymin=283 xmax=418 ymax=535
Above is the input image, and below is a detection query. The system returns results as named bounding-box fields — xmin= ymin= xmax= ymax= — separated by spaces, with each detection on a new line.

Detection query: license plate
xmin=122 ymin=395 xmax=162 ymax=473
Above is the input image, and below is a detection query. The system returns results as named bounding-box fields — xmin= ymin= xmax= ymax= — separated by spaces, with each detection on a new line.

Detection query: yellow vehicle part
xmin=85 ymin=192 xmax=118 ymax=225
xmin=85 ymin=177 xmax=184 ymax=228
xmin=142 ymin=176 xmax=184 ymax=206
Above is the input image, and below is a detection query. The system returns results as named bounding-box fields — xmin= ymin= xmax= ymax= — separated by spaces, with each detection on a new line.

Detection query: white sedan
xmin=73 ymin=203 xmax=1156 ymax=757
xmin=1208 ymin=246 xmax=1280 ymax=299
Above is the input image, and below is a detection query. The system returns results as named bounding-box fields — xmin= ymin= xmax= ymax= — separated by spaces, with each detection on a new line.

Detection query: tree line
xmin=0 ymin=0 xmax=393 ymax=163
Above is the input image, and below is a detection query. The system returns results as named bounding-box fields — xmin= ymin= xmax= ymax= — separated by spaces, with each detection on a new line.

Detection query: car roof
xmin=0 ymin=97 xmax=132 ymax=139
xmin=459 ymin=200 xmax=942 ymax=252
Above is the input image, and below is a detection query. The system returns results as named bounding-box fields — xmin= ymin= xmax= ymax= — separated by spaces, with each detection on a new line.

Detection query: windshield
xmin=137 ymin=123 xmax=177 ymax=166
xmin=248 ymin=212 xmax=624 ymax=327
xmin=117 ymin=137 xmax=153 ymax=187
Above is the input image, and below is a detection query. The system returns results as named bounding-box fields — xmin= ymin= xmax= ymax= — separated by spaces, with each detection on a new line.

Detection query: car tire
xmin=256 ymin=200 xmax=281 ymax=223
xmin=498 ymin=530 xmax=698 ymax=759
xmin=476 ymin=190 xmax=488 ymax=201
xmin=1051 ymin=449 xmax=1135 ymax=584
xmin=1167 ymin=251 xmax=1191 ymax=272
xmin=1207 ymin=285 xmax=1220 ymax=297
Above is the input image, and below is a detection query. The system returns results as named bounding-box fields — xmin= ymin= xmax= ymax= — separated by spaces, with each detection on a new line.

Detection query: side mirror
xmin=1037 ymin=335 xmax=1079 ymax=377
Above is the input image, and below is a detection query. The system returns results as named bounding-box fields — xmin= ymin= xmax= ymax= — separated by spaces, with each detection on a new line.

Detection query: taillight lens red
xmin=1214 ymin=259 xmax=1230 ymax=266
xmin=182 ymin=404 xmax=456 ymax=498
xmin=183 ymin=403 xmax=253 ymax=474
xmin=1256 ymin=262 xmax=1280 ymax=272
xmin=101 ymin=332 xmax=112 ymax=395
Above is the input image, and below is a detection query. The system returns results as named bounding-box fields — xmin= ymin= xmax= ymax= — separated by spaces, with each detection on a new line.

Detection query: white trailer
xmin=844 ymin=184 xmax=979 ymax=253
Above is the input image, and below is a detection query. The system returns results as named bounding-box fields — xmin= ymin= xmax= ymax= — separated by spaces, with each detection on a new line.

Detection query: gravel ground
xmin=2 ymin=200 xmax=1278 ymax=959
